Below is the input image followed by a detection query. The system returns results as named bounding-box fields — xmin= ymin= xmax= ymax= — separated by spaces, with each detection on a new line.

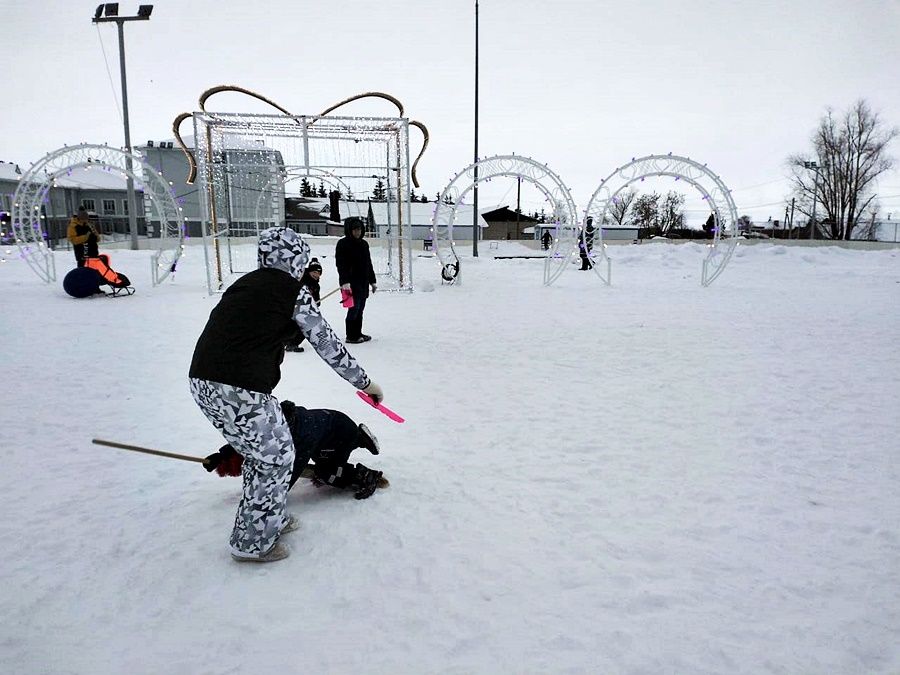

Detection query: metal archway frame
xmin=568 ymin=154 xmax=739 ymax=287
xmin=11 ymin=144 xmax=185 ymax=285
xmin=432 ymin=155 xmax=578 ymax=284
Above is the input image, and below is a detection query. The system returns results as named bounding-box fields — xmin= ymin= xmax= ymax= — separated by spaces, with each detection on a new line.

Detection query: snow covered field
xmin=1 ymin=240 xmax=898 ymax=674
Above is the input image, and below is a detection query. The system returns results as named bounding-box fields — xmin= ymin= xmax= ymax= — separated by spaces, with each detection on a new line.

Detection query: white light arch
xmin=11 ymin=144 xmax=185 ymax=285
xmin=554 ymin=153 xmax=739 ymax=287
xmin=432 ymin=155 xmax=578 ymax=284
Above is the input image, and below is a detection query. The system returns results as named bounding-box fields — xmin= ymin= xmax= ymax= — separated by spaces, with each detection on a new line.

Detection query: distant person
xmin=335 ymin=217 xmax=377 ymax=343
xmin=284 ymin=257 xmax=323 ymax=353
xmin=66 ymin=206 xmax=100 ymax=267
xmin=541 ymin=229 xmax=552 ymax=250
xmin=579 ymin=218 xmax=596 ymax=270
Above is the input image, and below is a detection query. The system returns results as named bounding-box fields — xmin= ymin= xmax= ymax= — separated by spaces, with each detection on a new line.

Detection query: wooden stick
xmin=320 ymin=286 xmax=341 ymax=301
xmin=91 ymin=438 xmax=318 ymax=480
xmin=92 ymin=438 xmax=207 ymax=464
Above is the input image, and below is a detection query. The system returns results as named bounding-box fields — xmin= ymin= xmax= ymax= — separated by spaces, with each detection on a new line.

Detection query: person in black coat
xmin=335 ymin=217 xmax=377 ymax=343
xmin=579 ymin=218 xmax=596 ymax=270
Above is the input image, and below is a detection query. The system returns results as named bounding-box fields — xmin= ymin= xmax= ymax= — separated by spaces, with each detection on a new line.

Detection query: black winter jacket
xmin=189 ymin=267 xmax=303 ymax=393
xmin=335 ymin=222 xmax=376 ymax=294
xmin=190 ymin=227 xmax=370 ymax=394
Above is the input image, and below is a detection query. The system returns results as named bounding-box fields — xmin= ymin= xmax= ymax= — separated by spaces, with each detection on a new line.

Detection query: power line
xmin=95 ymin=25 xmax=123 ymax=125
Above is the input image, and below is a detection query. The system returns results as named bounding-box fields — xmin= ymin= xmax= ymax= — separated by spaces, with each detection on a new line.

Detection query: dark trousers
xmin=73 ymin=237 xmax=99 ymax=268
xmin=345 ymin=286 xmax=368 ymax=339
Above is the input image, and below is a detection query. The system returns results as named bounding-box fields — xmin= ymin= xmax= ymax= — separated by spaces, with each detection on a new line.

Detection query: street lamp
xmin=803 ymin=160 xmax=820 ymax=241
xmin=472 ymin=0 xmax=479 ymax=257
xmin=92 ymin=4 xmax=154 ymax=251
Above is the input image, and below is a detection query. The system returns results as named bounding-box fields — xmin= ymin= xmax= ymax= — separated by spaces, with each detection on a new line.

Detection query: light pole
xmin=803 ymin=160 xmax=819 ymax=241
xmin=92 ymin=3 xmax=154 ymax=251
xmin=473 ymin=0 xmax=479 ymax=257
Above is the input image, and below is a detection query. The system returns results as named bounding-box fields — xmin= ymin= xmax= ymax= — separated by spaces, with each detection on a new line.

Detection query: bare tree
xmin=736 ymin=215 xmax=753 ymax=232
xmin=631 ymin=193 xmax=659 ymax=230
xmin=788 ymin=99 xmax=897 ymax=240
xmin=608 ymin=188 xmax=637 ymax=226
xmin=657 ymin=191 xmax=685 ymax=233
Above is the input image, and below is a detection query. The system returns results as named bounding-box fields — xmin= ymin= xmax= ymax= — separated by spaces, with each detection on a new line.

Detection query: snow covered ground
xmin=1 ymin=240 xmax=898 ymax=674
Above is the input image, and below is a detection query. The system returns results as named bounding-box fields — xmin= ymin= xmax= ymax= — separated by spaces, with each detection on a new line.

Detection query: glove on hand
xmin=340 ymin=287 xmax=354 ymax=309
xmin=363 ymin=381 xmax=384 ymax=404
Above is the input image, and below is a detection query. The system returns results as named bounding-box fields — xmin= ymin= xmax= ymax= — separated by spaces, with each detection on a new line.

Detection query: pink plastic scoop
xmin=357 ymin=391 xmax=405 ymax=423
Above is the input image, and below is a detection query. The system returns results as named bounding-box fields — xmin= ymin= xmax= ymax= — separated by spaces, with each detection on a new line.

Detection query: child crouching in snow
xmin=205 ymin=399 xmax=386 ymax=499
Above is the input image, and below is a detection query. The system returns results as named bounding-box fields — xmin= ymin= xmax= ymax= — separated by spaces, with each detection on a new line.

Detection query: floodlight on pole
xmin=92 ymin=4 xmax=153 ymax=251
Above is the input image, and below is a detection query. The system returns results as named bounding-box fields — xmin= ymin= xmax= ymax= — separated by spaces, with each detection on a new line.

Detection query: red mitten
xmin=214 ymin=444 xmax=244 ymax=477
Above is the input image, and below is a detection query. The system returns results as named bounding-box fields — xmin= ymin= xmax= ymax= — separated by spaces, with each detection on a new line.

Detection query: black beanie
xmin=306 ymin=258 xmax=323 ymax=274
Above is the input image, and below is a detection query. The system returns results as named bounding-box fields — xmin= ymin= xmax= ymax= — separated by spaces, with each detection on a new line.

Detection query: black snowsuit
xmin=335 ymin=219 xmax=376 ymax=340
xmin=579 ymin=224 xmax=596 ymax=270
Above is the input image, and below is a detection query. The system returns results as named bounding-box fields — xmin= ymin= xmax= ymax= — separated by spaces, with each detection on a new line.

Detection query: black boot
xmin=312 ymin=461 xmax=385 ymax=499
xmin=356 ymin=423 xmax=380 ymax=455
xmin=351 ymin=463 xmax=384 ymax=499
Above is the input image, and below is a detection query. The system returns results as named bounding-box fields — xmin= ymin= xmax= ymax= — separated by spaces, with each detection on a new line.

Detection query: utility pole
xmin=789 ymin=197 xmax=795 ymax=239
xmin=803 ymin=161 xmax=820 ymax=241
xmin=473 ymin=0 xmax=479 ymax=257
xmin=515 ymin=176 xmax=521 ymax=240
xmin=93 ymin=4 xmax=154 ymax=251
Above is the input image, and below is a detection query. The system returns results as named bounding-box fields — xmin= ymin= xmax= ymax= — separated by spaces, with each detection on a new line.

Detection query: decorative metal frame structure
xmin=554 ymin=154 xmax=740 ymax=287
xmin=193 ymin=111 xmax=414 ymax=294
xmin=432 ymin=155 xmax=578 ymax=284
xmin=10 ymin=143 xmax=185 ymax=285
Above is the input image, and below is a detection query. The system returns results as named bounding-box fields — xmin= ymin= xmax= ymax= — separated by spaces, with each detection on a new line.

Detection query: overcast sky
xmin=3 ymin=0 xmax=900 ymax=222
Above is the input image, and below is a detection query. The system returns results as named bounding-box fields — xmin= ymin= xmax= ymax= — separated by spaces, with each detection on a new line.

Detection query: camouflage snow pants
xmin=189 ymin=378 xmax=295 ymax=557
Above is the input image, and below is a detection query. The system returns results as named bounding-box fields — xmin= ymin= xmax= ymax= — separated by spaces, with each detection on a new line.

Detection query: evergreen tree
xmin=373 ymin=179 xmax=386 ymax=201
xmin=317 ymin=182 xmax=327 ymax=198
xmin=300 ymin=177 xmax=312 ymax=198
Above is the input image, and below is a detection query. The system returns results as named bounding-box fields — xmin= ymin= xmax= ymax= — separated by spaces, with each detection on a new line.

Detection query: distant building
xmin=480 ymin=206 xmax=538 ymax=240
xmin=0 ymin=159 xmax=148 ymax=248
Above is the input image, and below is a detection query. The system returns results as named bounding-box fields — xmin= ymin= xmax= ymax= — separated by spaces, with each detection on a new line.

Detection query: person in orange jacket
xmin=66 ymin=206 xmax=100 ymax=267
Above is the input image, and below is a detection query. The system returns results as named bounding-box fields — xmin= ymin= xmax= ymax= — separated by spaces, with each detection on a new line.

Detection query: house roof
xmin=334 ymin=200 xmax=488 ymax=228
xmin=481 ymin=206 xmax=539 ymax=223
xmin=0 ymin=161 xmax=138 ymax=191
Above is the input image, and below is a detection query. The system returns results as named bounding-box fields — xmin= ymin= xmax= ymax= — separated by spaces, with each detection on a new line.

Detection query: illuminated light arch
xmin=172 ymin=86 xmax=430 ymax=189
xmin=11 ymin=143 xmax=185 ymax=285
xmin=564 ymin=153 xmax=740 ymax=287
xmin=432 ymin=155 xmax=578 ymax=284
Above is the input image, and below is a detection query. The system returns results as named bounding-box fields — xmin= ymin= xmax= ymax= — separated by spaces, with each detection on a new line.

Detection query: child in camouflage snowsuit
xmin=189 ymin=227 xmax=384 ymax=563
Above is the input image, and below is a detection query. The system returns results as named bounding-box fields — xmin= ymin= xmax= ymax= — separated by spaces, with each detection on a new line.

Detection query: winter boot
xmin=351 ymin=462 xmax=386 ymax=500
xmin=312 ymin=461 xmax=387 ymax=498
xmin=280 ymin=513 xmax=300 ymax=534
xmin=231 ymin=541 xmax=290 ymax=563
xmin=357 ymin=423 xmax=380 ymax=455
